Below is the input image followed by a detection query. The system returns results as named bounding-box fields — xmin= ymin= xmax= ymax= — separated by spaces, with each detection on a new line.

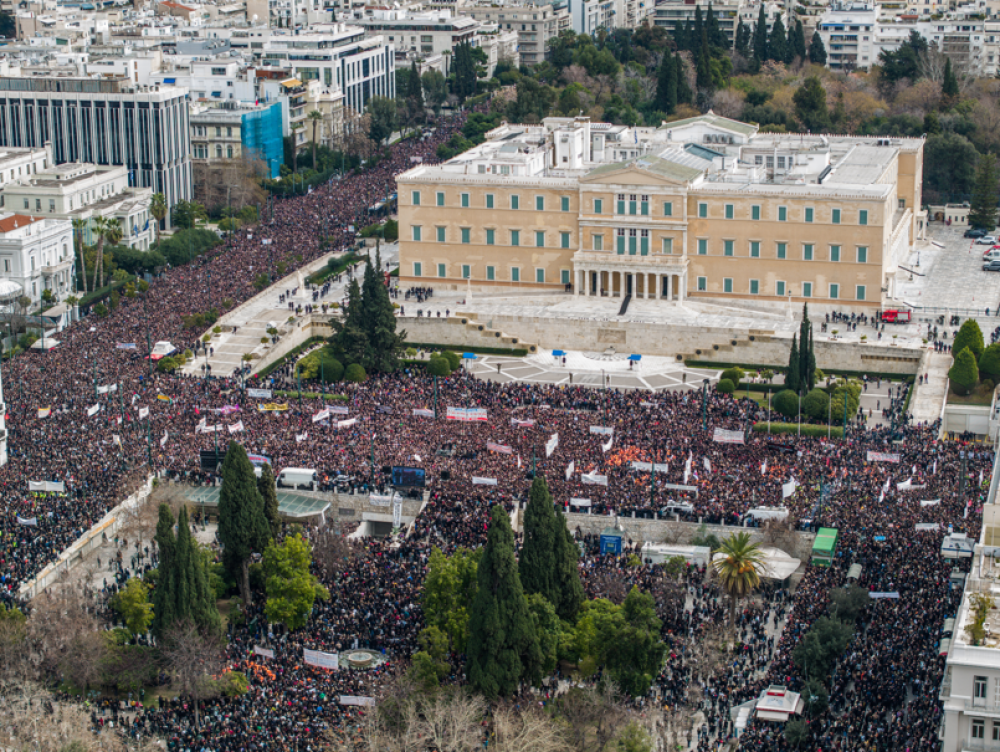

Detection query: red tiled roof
xmin=0 ymin=214 xmax=42 ymax=233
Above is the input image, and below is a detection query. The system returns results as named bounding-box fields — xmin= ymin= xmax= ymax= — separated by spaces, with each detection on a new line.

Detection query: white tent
xmin=713 ymin=546 xmax=800 ymax=581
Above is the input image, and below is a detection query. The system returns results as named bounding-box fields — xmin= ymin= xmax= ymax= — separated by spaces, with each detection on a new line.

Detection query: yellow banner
xmin=259 ymin=403 xmax=290 ymax=412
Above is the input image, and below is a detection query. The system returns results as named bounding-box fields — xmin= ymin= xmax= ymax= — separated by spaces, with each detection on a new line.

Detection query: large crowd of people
xmin=0 ymin=109 xmax=992 ymax=752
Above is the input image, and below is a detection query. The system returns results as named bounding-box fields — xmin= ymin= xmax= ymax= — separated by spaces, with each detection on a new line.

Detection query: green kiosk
xmin=811 ymin=528 xmax=839 ymax=567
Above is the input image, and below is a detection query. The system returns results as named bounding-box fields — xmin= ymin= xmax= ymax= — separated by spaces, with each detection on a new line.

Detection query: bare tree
xmin=415 ymin=688 xmax=485 ymax=752
xmin=311 ymin=521 xmax=353 ymax=580
xmin=490 ymin=702 xmax=570 ymax=752
xmin=161 ymin=620 xmax=226 ymax=727
xmin=552 ymin=683 xmax=628 ymax=752
xmin=587 ymin=569 xmax=629 ymax=604
xmin=711 ymin=88 xmax=747 ymax=119
xmin=917 ymin=43 xmax=950 ymax=84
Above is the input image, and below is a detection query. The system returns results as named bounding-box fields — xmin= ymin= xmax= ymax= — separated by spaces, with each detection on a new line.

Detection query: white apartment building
xmin=817 ymin=1 xmax=879 ymax=70
xmin=0 ymin=213 xmax=74 ymax=304
xmin=569 ymin=0 xmax=617 ymax=36
xmin=0 ymin=147 xmax=51 ymax=190
xmin=150 ymin=58 xmax=258 ymax=102
xmin=357 ymin=9 xmax=479 ymax=67
xmin=261 ymin=25 xmax=394 ymax=112
xmin=1 ymin=164 xmax=154 ymax=250
xmin=464 ymin=1 xmax=571 ymax=66
xmin=477 ymin=25 xmax=520 ymax=77
xmin=654 ymin=0 xmax=785 ymax=46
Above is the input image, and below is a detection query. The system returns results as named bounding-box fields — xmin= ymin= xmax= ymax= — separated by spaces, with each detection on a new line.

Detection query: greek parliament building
xmin=396 ymin=114 xmax=925 ymax=312
xmin=0 ymin=78 xmax=192 ymax=222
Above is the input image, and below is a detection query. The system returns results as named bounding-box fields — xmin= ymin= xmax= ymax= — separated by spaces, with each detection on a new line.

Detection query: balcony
xmin=965 ymin=699 xmax=1000 ymax=717
xmin=41 ymin=258 xmax=73 ymax=276
xmin=964 ymin=738 xmax=1000 ymax=751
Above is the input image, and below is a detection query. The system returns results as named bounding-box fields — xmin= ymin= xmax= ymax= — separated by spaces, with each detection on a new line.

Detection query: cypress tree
xmin=467 ymin=506 xmax=541 ymax=700
xmin=697 ymin=33 xmax=713 ymax=91
xmin=410 ymin=60 xmax=424 ymax=110
xmin=361 ymin=250 xmax=406 ymax=373
xmin=152 ymin=504 xmax=177 ymax=638
xmin=259 ymin=463 xmax=281 ymax=541
xmin=752 ymin=5 xmax=768 ymax=62
xmin=519 ymin=477 xmax=559 ymax=606
xmin=807 ymin=327 xmax=817 ymax=391
xmin=735 ymin=19 xmax=750 ymax=58
xmin=942 ymin=57 xmax=959 ymax=104
xmin=793 ymin=20 xmax=807 ymax=61
xmin=798 ymin=304 xmax=811 ymax=393
xmin=808 ymin=31 xmax=827 ymax=65
xmin=553 ymin=508 xmax=584 ymax=621
xmin=786 ymin=334 xmax=801 ymax=394
xmin=675 ymin=55 xmax=693 ymax=104
xmin=218 ymin=441 xmax=271 ymax=606
xmin=174 ymin=505 xmax=193 ymax=623
xmin=694 ymin=6 xmax=704 ymax=47
xmin=177 ymin=506 xmax=223 ymax=637
xmin=655 ymin=52 xmax=678 ymax=113
xmin=672 ymin=21 xmax=687 ymax=52
xmin=706 ymin=3 xmax=726 ymax=49
xmin=968 ymin=154 xmax=999 ymax=231
xmin=768 ymin=16 xmax=787 ymax=63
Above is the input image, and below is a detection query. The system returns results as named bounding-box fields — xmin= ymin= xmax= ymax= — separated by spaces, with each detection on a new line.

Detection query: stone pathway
xmin=911 ymin=351 xmax=951 ymax=425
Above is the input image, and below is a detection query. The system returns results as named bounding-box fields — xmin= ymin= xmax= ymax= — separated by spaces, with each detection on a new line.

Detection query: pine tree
xmin=258 ymin=463 xmax=281 ymax=541
xmin=466 ymin=506 xmax=541 ymax=700
xmin=752 ymin=5 xmax=768 ymax=63
xmin=968 ymin=154 xmax=999 ymax=231
xmin=218 ymin=441 xmax=271 ymax=606
xmin=808 ymin=31 xmax=827 ymax=65
xmin=786 ymin=334 xmax=801 ymax=394
xmin=360 ymin=250 xmax=406 ymax=373
xmin=768 ymin=16 xmax=787 ymax=63
xmin=152 ymin=504 xmax=177 ymax=638
xmin=519 ymin=477 xmax=559 ymax=607
xmin=942 ymin=57 xmax=960 ymax=104
xmin=552 ymin=507 xmax=584 ymax=621
xmin=655 ymin=52 xmax=678 ymax=113
xmin=332 ymin=276 xmax=370 ymax=367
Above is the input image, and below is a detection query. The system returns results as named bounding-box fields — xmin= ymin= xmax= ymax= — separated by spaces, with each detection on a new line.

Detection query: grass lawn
xmin=947 ymin=389 xmax=995 ymax=406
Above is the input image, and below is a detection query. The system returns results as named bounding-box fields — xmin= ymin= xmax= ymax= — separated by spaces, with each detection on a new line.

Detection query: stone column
xmin=677 ymin=271 xmax=686 ymax=303
xmin=645 ymin=273 xmax=651 ymax=299
xmin=665 ymin=273 xmax=672 ymax=301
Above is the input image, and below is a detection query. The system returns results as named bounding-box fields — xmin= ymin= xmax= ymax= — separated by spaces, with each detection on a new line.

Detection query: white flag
xmin=546 ymin=432 xmax=559 ymax=458
xmin=87 ymin=404 xmax=100 ymax=417
xmin=228 ymin=421 xmax=244 ymax=434
xmin=601 ymin=435 xmax=613 ymax=453
xmin=703 ymin=457 xmax=711 ymax=473
xmin=565 ymin=460 xmax=575 ymax=481
xmin=296 ymin=433 xmax=308 ymax=442
xmin=138 ymin=407 xmax=149 ymax=419
xmin=160 ymin=431 xmax=168 ymax=447
xmin=113 ymin=434 xmax=121 ymax=447
xmin=761 ymin=459 xmax=767 ymax=475
xmin=782 ymin=477 xmax=798 ymax=499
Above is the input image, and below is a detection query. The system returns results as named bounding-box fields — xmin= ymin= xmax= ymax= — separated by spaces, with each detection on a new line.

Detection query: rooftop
xmin=0 ymin=214 xmax=45 ymax=232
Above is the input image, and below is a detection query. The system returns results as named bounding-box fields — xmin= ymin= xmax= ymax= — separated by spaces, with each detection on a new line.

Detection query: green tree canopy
xmin=218 ymin=441 xmax=271 ymax=605
xmin=803 ymin=387 xmax=830 ymax=420
xmin=979 ymin=342 xmax=1000 ymax=382
xmin=954 ymin=319 xmax=985 ymax=362
xmin=263 ymin=533 xmax=330 ymax=630
xmin=258 ymin=463 xmax=282 ymax=541
xmin=520 ymin=476 xmax=559 ymax=607
xmin=772 ymin=389 xmax=800 ymax=419
xmin=950 ymin=347 xmax=980 ymax=395
xmin=111 ymin=578 xmax=154 ymax=638
xmin=968 ymin=154 xmax=999 ymax=231
xmin=422 ymin=546 xmax=482 ymax=653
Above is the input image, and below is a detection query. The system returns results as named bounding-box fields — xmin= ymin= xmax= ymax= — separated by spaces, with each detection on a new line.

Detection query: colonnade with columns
xmin=574 ymin=267 xmax=687 ymax=302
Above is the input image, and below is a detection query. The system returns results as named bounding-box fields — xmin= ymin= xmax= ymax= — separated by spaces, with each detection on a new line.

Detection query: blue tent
xmin=462 ymin=352 xmax=477 ymax=360
xmin=552 ymin=350 xmax=566 ymax=357
xmin=628 ymin=354 xmax=642 ymax=361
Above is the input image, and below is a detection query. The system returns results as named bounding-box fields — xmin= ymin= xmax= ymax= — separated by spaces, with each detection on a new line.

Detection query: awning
xmin=163 ymin=77 xmax=176 ymax=84
xmin=628 ymin=354 xmax=641 ymax=361
xmin=281 ymin=78 xmax=303 ymax=88
xmin=462 ymin=352 xmax=477 ymax=360
xmin=847 ymin=563 xmax=863 ymax=580
xmin=552 ymin=349 xmax=566 ymax=356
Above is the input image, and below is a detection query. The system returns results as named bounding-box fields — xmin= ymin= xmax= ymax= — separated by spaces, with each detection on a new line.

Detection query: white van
xmin=277 ymin=467 xmax=318 ymax=490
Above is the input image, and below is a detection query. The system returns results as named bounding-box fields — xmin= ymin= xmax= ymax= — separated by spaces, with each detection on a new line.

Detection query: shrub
xmin=954 ymin=319 xmax=985 ymax=362
xmin=751 ymin=422 xmax=844 ymax=438
xmin=441 ymin=350 xmax=461 ymax=371
xmin=427 ymin=355 xmax=452 ymax=377
xmin=984 ymin=379 xmax=996 ymax=393
xmin=344 ymin=363 xmax=367 ymax=382
xmin=720 ymin=367 xmax=744 ymax=385
xmin=157 ymin=356 xmax=178 ymax=373
xmin=980 ymin=342 xmax=1000 ymax=382
xmin=716 ymin=378 xmax=735 ymax=394
xmin=772 ymin=389 xmax=800 ymax=419
xmin=949 ymin=347 xmax=980 ymax=395
xmin=297 ymin=349 xmax=344 ymax=382
xmin=802 ymin=387 xmax=830 ymax=420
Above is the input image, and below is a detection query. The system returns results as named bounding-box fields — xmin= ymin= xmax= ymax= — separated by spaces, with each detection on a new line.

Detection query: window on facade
xmin=662 ymin=238 xmax=673 ymax=254
xmin=723 ymin=278 xmax=733 ymax=293
xmin=724 ymin=240 xmax=734 ymax=257
xmin=856 ymin=285 xmax=866 ymax=301
xmin=698 ymin=203 xmax=708 ymax=218
xmin=438 ymin=263 xmax=446 ymax=278
xmin=436 ymin=191 xmax=445 ymax=207
xmin=461 ymin=193 xmax=469 ymax=208
xmin=805 ymin=207 xmax=814 ymax=223
xmin=804 ymin=244 xmax=814 ymax=261
xmin=561 ymin=269 xmax=570 ymax=284
xmin=663 ymin=201 xmax=672 ymax=217
xmin=752 ymin=205 xmax=760 ymax=220
xmin=535 ymin=196 xmax=544 ymax=211
xmin=859 ymin=209 xmax=868 ymax=225
xmin=536 ymin=231 xmax=545 ymax=247
xmin=512 ymin=267 xmax=520 ymax=282
xmin=831 ymin=245 xmax=841 ymax=262
xmin=803 ymin=282 xmax=812 ymax=298
xmin=413 ymin=262 xmax=421 ymax=277
xmin=462 ymin=264 xmax=470 ymax=279
xmin=725 ymin=204 xmax=734 ymax=219
xmin=750 ymin=241 xmax=760 ymax=258
xmin=594 ymin=198 xmax=603 ymax=214
xmin=486 ymin=193 xmax=494 ymax=209
xmin=461 ymin=228 xmax=470 ymax=244
xmin=535 ymin=268 xmax=545 ymax=283
xmin=561 ymin=232 xmax=570 ymax=249
xmin=617 ymin=228 xmax=626 ymax=255
xmin=22 ymin=199 xmax=28 ymax=210
xmin=830 ymin=283 xmax=839 ymax=299
xmin=857 ymin=246 xmax=868 ymax=263
xmin=697 ymin=276 xmax=707 ymax=291
xmin=48 ymin=199 xmax=55 ymax=212
xmin=436 ymin=227 xmax=446 ymax=243
xmin=777 ymin=242 xmax=787 ymax=259
xmin=412 ymin=226 xmax=422 ymax=241
xmin=617 ymin=194 xmax=626 ymax=214
xmin=832 ymin=208 xmax=841 ymax=224
xmin=486 ymin=266 xmax=495 ymax=281
xmin=640 ymin=194 xmax=649 ymax=215
xmin=778 ymin=206 xmax=787 ymax=222
xmin=486 ymin=229 xmax=495 ymax=245
xmin=411 ymin=190 xmax=421 ymax=206
xmin=593 ymin=234 xmax=603 ymax=251
xmin=511 ymin=230 xmax=520 ymax=246
xmin=561 ymin=196 xmax=570 ymax=212
xmin=511 ymin=195 xmax=519 ymax=210
xmin=973 ymin=720 xmax=985 ymax=740
xmin=776 ymin=281 xmax=786 ymax=296
xmin=750 ymin=279 xmax=759 ymax=295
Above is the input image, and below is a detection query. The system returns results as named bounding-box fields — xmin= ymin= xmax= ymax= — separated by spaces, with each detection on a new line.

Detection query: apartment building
xmin=654 ymin=0 xmax=785 ymax=46
xmin=396 ymin=114 xmax=924 ymax=313
xmin=189 ymin=99 xmax=284 ymax=183
xmin=1 ymin=163 xmax=154 ymax=250
xmin=464 ymin=1 xmax=570 ymax=66
xmin=0 ymin=77 xmax=192 ymax=227
xmin=357 ymin=9 xmax=479 ymax=63
xmin=0 ymin=213 xmax=74 ymax=304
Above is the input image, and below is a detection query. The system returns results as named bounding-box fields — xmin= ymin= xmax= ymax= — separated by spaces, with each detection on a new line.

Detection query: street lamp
xmin=701 ymin=379 xmax=709 ymax=430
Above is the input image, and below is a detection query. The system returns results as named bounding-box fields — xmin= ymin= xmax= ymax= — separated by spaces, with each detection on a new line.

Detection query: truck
xmin=277 ymin=467 xmax=318 ymax=490
xmin=811 ymin=527 xmax=839 ymax=567
xmin=881 ymin=309 xmax=911 ymax=324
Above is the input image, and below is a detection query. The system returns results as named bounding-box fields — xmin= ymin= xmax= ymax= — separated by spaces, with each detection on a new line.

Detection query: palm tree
xmin=290 ymin=122 xmax=304 ymax=173
xmin=711 ymin=531 xmax=765 ymax=641
xmin=307 ymin=110 xmax=323 ymax=171
xmin=149 ymin=193 xmax=167 ymax=245
xmin=104 ymin=218 xmax=124 ymax=288
xmin=91 ymin=216 xmax=108 ymax=291
xmin=71 ymin=218 xmax=89 ymax=294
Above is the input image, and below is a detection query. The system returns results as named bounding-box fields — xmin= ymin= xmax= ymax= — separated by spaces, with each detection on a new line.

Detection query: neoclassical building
xmin=396 ymin=114 xmax=925 ymax=312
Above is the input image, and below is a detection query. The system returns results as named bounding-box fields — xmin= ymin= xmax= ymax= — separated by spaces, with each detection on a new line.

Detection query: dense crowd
xmin=0 ymin=110 xmax=992 ymax=752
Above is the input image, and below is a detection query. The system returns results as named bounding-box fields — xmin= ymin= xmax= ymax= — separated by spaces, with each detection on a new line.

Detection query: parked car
xmin=966 ymin=228 xmax=988 ymax=238
xmin=976 ymin=235 xmax=998 ymax=245
xmin=983 ymin=258 xmax=1000 ymax=272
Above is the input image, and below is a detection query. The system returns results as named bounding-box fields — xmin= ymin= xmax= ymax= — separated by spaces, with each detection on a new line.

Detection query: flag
xmin=156 ymin=394 xmax=173 ymax=404
xmin=296 ymin=433 xmax=308 ymax=442
xmin=565 ymin=460 xmax=574 ymax=480
xmin=87 ymin=404 xmax=100 ymax=417
xmin=761 ymin=459 xmax=767 ymax=475
xmin=517 ymin=454 xmax=522 ymax=468
xmin=138 ymin=407 xmax=149 ymax=419
xmin=196 ymin=417 xmax=207 ymax=434
xmin=601 ymin=435 xmax=613 ymax=453
xmin=312 ymin=409 xmax=331 ymax=423
xmin=160 ymin=431 xmax=168 ymax=447
xmin=703 ymin=457 xmax=711 ymax=473
xmin=782 ymin=477 xmax=798 ymax=499
xmin=545 ymin=432 xmax=559 ymax=457
xmin=37 ymin=407 xmax=51 ymax=419
xmin=113 ymin=434 xmax=121 ymax=447
xmin=228 ymin=421 xmax=245 ymax=434
xmin=486 ymin=441 xmax=513 ymax=455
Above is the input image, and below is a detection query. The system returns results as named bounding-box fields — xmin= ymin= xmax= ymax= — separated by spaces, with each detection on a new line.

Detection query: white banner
xmin=303 ymin=648 xmax=339 ymax=670
xmin=312 ymin=409 xmax=331 ymax=423
xmin=868 ymin=592 xmax=900 ymax=599
xmin=867 ymin=451 xmax=901 ymax=463
xmin=369 ymin=494 xmax=393 ymax=506
xmin=254 ymin=646 xmax=274 ymax=659
xmin=329 ymin=405 xmax=349 ymax=415
xmin=28 ymin=481 xmax=65 ymax=493
xmin=487 ymin=441 xmax=513 ymax=455
xmin=412 ymin=408 xmax=435 ymax=418
xmin=160 ymin=431 xmax=168 ymax=447
xmin=546 ymin=432 xmax=559 ymax=457
xmin=87 ymin=404 xmax=100 ymax=417
xmin=915 ymin=522 xmax=940 ymax=531
xmin=296 ymin=433 xmax=308 ymax=443
xmin=17 ymin=516 xmax=38 ymax=526
xmin=683 ymin=453 xmax=692 ymax=484
xmin=247 ymin=388 xmax=272 ymax=398
xmin=569 ymin=497 xmax=591 ymax=507
xmin=138 ymin=407 xmax=149 ymax=419
xmin=920 ymin=499 xmax=941 ymax=507
xmin=228 ymin=421 xmax=245 ymax=434
xmin=511 ymin=418 xmax=535 ymax=427
xmin=446 ymin=407 xmax=488 ymax=422
xmin=339 ymin=696 xmax=376 ymax=707
xmin=472 ymin=476 xmax=498 ymax=486
xmin=782 ymin=477 xmax=798 ymax=499
xmin=601 ymin=435 xmax=613 ymax=453
xmin=392 ymin=499 xmax=402 ymax=528
xmin=713 ymin=427 xmax=745 ymax=444
xmin=630 ymin=461 xmax=670 ymax=473
xmin=337 ymin=418 xmax=357 ymax=429
xmin=565 ymin=460 xmax=575 ymax=480
xmin=589 ymin=426 xmax=614 ymax=435
xmin=582 ymin=472 xmax=608 ymax=486
xmin=897 ymin=479 xmax=926 ymax=492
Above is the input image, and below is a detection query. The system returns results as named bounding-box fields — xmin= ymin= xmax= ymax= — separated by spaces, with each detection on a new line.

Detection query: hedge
xmin=685 ymin=359 xmax=919 ymax=384
xmin=752 ymin=422 xmax=845 ymax=438
xmin=406 ymin=342 xmax=529 ymax=357
xmin=255 ymin=337 xmax=325 ymax=378
xmin=307 ymin=253 xmax=362 ymax=286
xmin=79 ymin=275 xmax=137 ymax=308
xmin=270 ymin=391 xmax=349 ymax=401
